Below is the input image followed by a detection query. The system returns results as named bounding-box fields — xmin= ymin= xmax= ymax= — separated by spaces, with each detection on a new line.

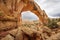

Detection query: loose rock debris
xmin=0 ymin=26 xmax=60 ymax=40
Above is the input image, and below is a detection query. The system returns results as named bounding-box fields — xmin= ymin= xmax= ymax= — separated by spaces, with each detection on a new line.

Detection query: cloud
xmin=22 ymin=11 xmax=39 ymax=20
xmin=35 ymin=0 xmax=60 ymax=17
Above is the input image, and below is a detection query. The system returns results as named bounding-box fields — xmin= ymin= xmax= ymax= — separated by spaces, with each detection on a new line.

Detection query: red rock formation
xmin=0 ymin=0 xmax=48 ymax=37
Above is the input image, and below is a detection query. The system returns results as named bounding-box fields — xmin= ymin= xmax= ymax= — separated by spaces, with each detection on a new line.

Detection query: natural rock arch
xmin=20 ymin=1 xmax=48 ymax=25
xmin=0 ymin=0 xmax=48 ymax=27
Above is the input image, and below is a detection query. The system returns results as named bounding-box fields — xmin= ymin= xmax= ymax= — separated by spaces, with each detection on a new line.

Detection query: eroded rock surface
xmin=1 ymin=35 xmax=14 ymax=40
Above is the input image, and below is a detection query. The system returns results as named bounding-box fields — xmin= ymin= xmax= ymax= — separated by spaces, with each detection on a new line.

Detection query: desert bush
xmin=47 ymin=18 xmax=59 ymax=29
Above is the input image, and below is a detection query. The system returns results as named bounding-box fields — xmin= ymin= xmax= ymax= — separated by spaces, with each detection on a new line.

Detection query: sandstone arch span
xmin=20 ymin=0 xmax=48 ymax=25
xmin=0 ymin=0 xmax=48 ymax=27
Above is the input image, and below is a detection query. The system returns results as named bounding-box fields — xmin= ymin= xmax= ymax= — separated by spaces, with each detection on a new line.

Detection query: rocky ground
xmin=0 ymin=20 xmax=60 ymax=40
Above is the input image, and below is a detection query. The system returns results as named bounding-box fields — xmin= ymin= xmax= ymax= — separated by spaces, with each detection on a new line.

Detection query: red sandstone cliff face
xmin=0 ymin=0 xmax=49 ymax=40
xmin=0 ymin=0 xmax=49 ymax=35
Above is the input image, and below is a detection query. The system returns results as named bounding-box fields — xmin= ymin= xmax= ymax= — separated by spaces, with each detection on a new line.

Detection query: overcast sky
xmin=22 ymin=0 xmax=60 ymax=20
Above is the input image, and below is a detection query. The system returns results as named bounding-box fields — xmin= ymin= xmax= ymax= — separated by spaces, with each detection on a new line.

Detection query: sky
xmin=22 ymin=0 xmax=60 ymax=20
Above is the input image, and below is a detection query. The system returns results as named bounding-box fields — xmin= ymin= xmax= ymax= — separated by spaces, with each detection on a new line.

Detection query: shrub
xmin=47 ymin=18 xmax=59 ymax=29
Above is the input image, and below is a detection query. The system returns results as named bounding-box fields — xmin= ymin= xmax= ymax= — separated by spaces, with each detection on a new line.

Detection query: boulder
xmin=1 ymin=34 xmax=14 ymax=40
xmin=8 ymin=29 xmax=18 ymax=37
xmin=47 ymin=33 xmax=60 ymax=40
xmin=15 ymin=27 xmax=23 ymax=40
xmin=57 ymin=22 xmax=60 ymax=26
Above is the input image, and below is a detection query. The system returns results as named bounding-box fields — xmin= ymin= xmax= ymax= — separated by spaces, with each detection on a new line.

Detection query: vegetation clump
xmin=47 ymin=18 xmax=60 ymax=29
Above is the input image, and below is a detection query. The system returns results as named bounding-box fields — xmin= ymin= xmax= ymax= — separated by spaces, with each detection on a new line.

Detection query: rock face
xmin=47 ymin=33 xmax=60 ymax=40
xmin=0 ymin=0 xmax=49 ymax=31
xmin=0 ymin=0 xmax=49 ymax=40
xmin=0 ymin=21 xmax=17 ymax=31
xmin=15 ymin=27 xmax=23 ymax=40
xmin=1 ymin=35 xmax=14 ymax=40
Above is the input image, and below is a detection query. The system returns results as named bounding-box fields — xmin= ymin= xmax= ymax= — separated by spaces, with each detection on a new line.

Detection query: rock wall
xmin=0 ymin=0 xmax=49 ymax=40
